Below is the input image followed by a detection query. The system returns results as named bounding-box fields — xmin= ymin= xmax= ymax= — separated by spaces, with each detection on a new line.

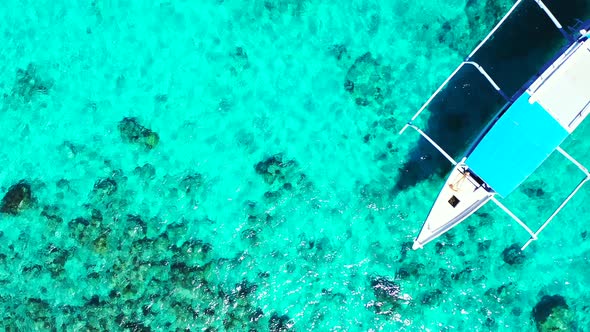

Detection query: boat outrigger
xmin=400 ymin=0 xmax=590 ymax=250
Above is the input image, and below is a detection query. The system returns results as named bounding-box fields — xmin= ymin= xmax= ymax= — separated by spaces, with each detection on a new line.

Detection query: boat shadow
xmin=392 ymin=65 xmax=505 ymax=196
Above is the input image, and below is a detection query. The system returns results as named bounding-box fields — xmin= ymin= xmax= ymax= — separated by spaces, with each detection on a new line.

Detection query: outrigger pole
xmin=399 ymin=0 xmax=573 ymax=135
xmin=521 ymin=148 xmax=590 ymax=250
xmin=533 ymin=0 xmax=574 ymax=41
xmin=399 ymin=0 xmax=523 ymax=135
xmin=400 ymin=0 xmax=590 ymax=249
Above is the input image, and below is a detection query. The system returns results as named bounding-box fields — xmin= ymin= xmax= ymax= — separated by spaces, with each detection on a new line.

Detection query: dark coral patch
xmin=241 ymin=228 xmax=259 ymax=241
xmin=269 ymin=312 xmax=294 ymax=332
xmin=395 ymin=263 xmax=423 ymax=280
xmin=263 ymin=190 xmax=282 ymax=203
xmin=179 ymin=173 xmax=203 ymax=194
xmin=44 ymin=245 xmax=72 ymax=278
xmin=230 ymin=46 xmax=250 ymax=74
xmin=24 ymin=298 xmax=55 ymax=330
xmin=329 ymin=44 xmax=352 ymax=63
xmin=133 ymin=163 xmax=156 ymax=180
xmin=232 ymin=279 xmax=258 ymax=299
xmin=343 ymin=52 xmax=389 ymax=107
xmin=12 ymin=63 xmax=52 ymax=102
xmin=249 ymin=307 xmax=264 ymax=323
xmin=254 ymin=154 xmax=297 ymax=185
xmin=532 ymin=295 xmax=572 ymax=331
xmin=501 ymin=243 xmax=525 ymax=265
xmin=118 ymin=117 xmax=160 ymax=149
xmin=370 ymin=276 xmax=401 ymax=302
xmin=124 ymin=214 xmax=147 ymax=238
xmin=1 ymin=180 xmax=34 ymax=215
xmin=523 ymin=186 xmax=545 ymax=198
xmin=67 ymin=217 xmax=101 ymax=245
xmin=93 ymin=177 xmax=118 ymax=197
xmin=421 ymin=289 xmax=443 ymax=305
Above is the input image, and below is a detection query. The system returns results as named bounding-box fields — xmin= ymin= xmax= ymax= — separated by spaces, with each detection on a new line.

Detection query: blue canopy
xmin=465 ymin=92 xmax=569 ymax=197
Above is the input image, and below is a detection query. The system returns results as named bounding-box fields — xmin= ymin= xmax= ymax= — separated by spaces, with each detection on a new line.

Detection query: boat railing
xmin=567 ymin=101 xmax=590 ymax=129
xmin=528 ymin=42 xmax=581 ymax=96
xmin=569 ymin=19 xmax=590 ymax=36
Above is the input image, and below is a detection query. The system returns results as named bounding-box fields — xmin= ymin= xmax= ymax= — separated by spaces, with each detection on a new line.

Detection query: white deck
xmin=528 ymin=37 xmax=590 ymax=132
xmin=413 ymin=164 xmax=494 ymax=249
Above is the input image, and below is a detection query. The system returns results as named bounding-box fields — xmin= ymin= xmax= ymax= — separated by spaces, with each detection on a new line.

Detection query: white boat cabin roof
xmin=528 ymin=36 xmax=590 ymax=132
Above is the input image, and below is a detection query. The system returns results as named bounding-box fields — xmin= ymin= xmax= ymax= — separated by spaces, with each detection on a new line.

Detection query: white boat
xmin=401 ymin=0 xmax=590 ymax=250
xmin=412 ymin=163 xmax=494 ymax=249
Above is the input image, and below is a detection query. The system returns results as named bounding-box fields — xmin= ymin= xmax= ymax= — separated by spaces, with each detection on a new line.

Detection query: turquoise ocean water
xmin=1 ymin=0 xmax=590 ymax=330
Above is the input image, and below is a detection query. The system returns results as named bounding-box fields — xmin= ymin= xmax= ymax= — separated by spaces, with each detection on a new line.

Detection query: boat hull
xmin=413 ymin=164 xmax=494 ymax=249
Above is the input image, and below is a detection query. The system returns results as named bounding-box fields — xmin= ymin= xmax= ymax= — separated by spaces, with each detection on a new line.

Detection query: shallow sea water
xmin=1 ymin=0 xmax=590 ymax=331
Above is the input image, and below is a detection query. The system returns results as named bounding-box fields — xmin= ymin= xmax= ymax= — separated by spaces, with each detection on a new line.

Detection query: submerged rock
xmin=532 ymin=295 xmax=573 ymax=331
xmin=263 ymin=0 xmax=309 ymax=17
xmin=451 ymin=265 xmax=473 ymax=281
xmin=367 ymin=275 xmax=406 ymax=316
xmin=118 ymin=117 xmax=160 ymax=149
xmin=170 ymin=262 xmax=210 ymax=289
xmin=241 ymin=228 xmax=258 ymax=241
xmin=172 ymin=238 xmax=212 ymax=266
xmin=1 ymin=180 xmax=34 ymax=215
